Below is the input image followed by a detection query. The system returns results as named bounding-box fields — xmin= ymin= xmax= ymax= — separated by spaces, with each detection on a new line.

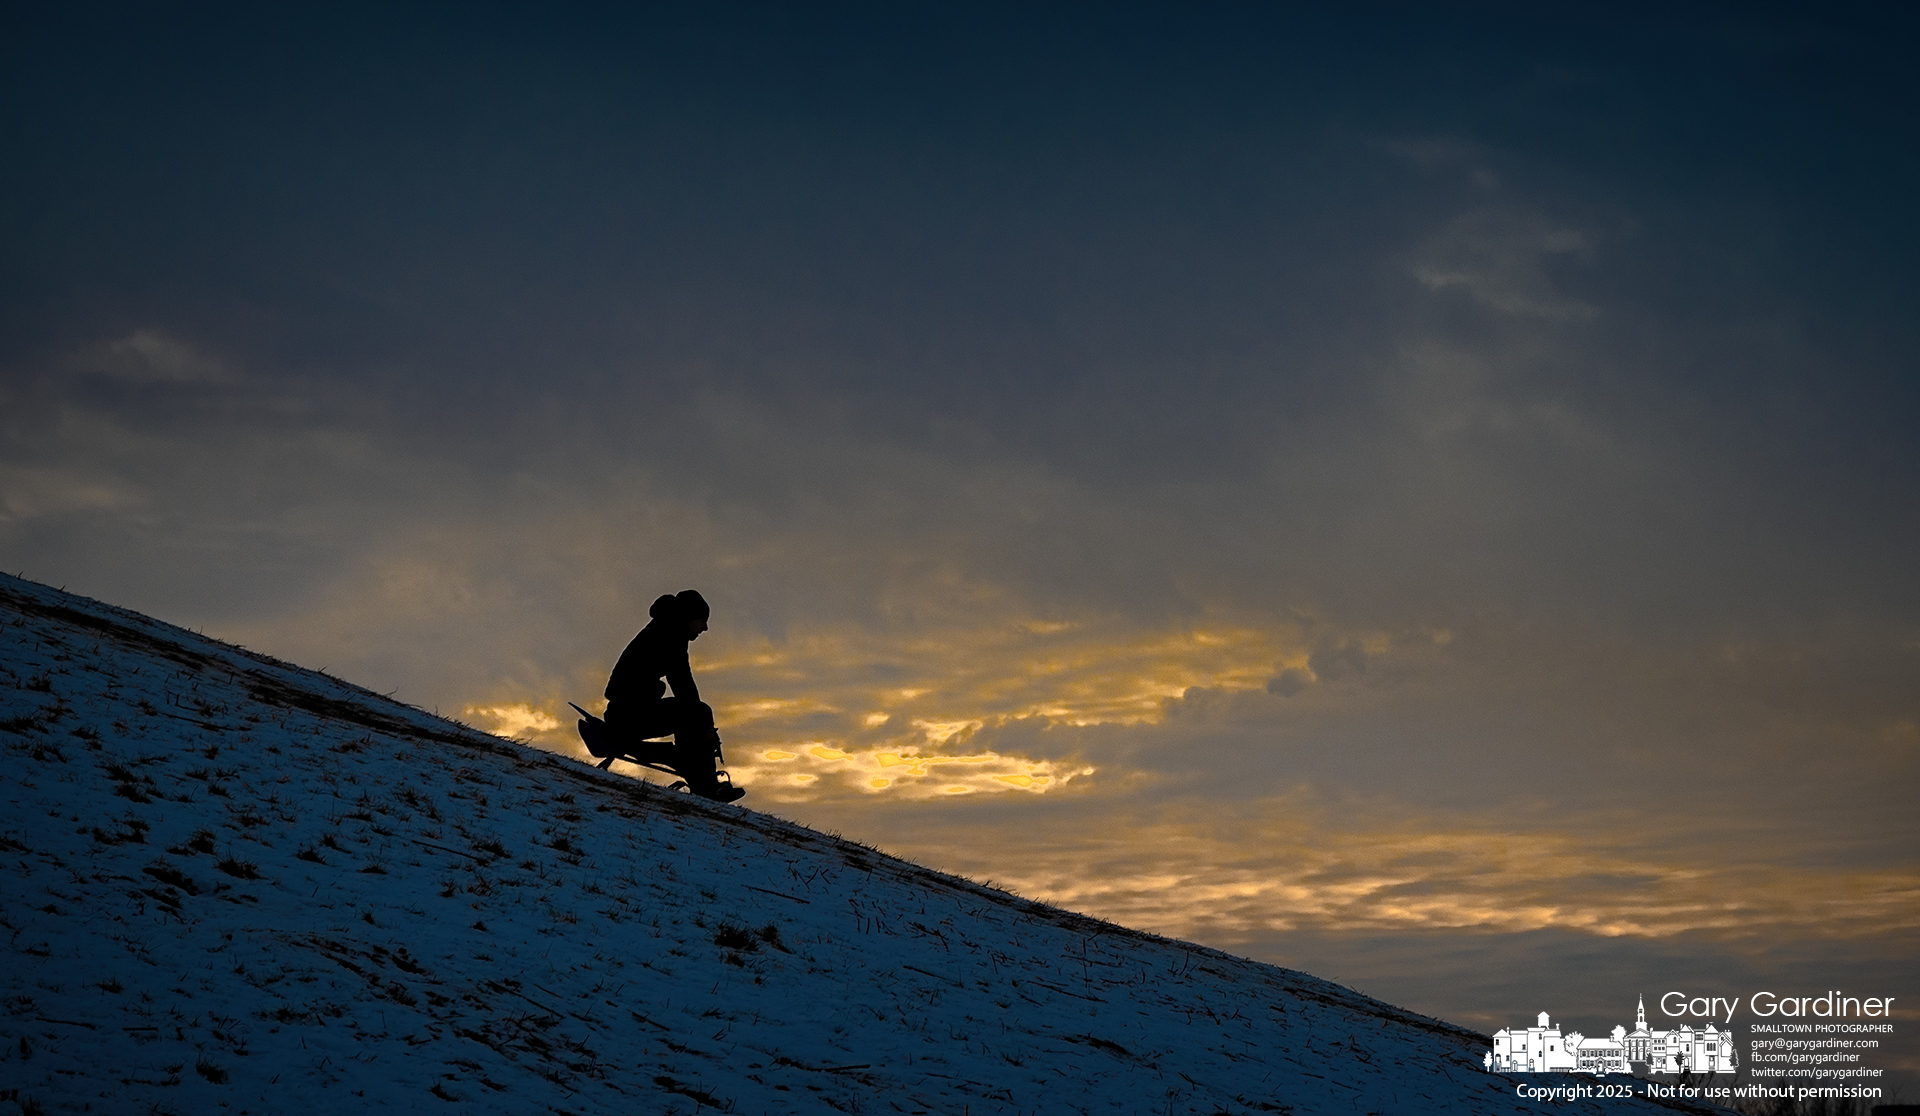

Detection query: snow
xmin=0 ymin=573 xmax=1729 ymax=1114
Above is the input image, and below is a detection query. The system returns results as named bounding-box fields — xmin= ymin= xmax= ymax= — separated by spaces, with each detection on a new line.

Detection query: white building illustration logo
xmin=1486 ymin=996 xmax=1739 ymax=1076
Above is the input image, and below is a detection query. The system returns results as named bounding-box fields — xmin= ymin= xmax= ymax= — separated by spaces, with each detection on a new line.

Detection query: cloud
xmin=73 ymin=330 xmax=236 ymax=385
xmin=1409 ymin=209 xmax=1599 ymax=321
xmin=447 ymin=594 xmax=1315 ymax=804
xmin=1367 ymin=134 xmax=1504 ymax=189
xmin=853 ymin=794 xmax=1920 ymax=945
xmin=1307 ymin=637 xmax=1370 ymax=682
xmin=728 ymin=742 xmax=1096 ymax=803
xmin=465 ymin=702 xmax=561 ymax=738
xmin=0 ymin=464 xmax=141 ymax=523
xmin=1265 ymin=667 xmax=1311 ymax=696
xmin=700 ymin=615 xmax=1295 ymax=731
xmin=1370 ymin=134 xmax=1490 ymax=170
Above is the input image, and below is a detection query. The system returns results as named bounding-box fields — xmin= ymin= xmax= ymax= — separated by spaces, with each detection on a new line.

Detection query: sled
xmin=569 ymin=702 xmax=680 ymax=779
xmin=569 ymin=703 xmax=741 ymax=801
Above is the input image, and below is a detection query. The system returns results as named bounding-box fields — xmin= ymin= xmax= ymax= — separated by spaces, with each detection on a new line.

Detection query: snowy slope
xmin=0 ymin=574 xmax=1726 ymax=1115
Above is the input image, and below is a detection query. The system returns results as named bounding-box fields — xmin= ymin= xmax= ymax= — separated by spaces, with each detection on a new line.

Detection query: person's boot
xmin=709 ymin=770 xmax=745 ymax=803
xmin=675 ymin=731 xmax=744 ymax=803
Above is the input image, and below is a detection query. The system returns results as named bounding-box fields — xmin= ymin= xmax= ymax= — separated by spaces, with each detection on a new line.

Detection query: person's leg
xmin=603 ymin=701 xmax=675 ymax=762
xmin=609 ymin=699 xmax=738 ymax=799
xmin=663 ymin=698 xmax=723 ymax=796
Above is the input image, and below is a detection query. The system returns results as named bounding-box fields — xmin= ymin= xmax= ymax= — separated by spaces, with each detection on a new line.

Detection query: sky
xmin=3 ymin=0 xmax=1917 ymax=1084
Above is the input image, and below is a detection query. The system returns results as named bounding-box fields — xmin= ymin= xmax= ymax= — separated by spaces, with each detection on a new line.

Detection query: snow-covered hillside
xmin=0 ymin=574 xmax=1724 ymax=1115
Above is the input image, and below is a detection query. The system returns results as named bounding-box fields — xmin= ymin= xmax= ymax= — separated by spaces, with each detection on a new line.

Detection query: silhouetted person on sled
xmin=571 ymin=590 xmax=745 ymax=803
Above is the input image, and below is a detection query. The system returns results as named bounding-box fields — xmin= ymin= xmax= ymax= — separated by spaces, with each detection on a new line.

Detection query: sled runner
xmin=569 ymin=703 xmax=743 ymax=802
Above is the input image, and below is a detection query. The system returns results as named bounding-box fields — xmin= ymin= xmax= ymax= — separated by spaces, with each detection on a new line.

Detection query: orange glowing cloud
xmin=464 ymin=606 xmax=1403 ymax=805
xmin=725 ymin=738 xmax=1091 ymax=802
xmin=908 ymin=801 xmax=1920 ymax=944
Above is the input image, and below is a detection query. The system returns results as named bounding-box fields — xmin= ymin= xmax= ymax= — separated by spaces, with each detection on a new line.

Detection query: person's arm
xmin=665 ymin=643 xmax=700 ymax=704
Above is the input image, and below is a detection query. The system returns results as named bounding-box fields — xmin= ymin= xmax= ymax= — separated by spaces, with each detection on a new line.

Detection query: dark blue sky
xmin=9 ymin=6 xmax=1915 ymax=610
xmin=9 ymin=5 xmax=1913 ymax=426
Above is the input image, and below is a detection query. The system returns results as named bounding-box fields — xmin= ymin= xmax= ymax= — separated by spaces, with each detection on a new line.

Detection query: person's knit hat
xmin=649 ymin=589 xmax=711 ymax=622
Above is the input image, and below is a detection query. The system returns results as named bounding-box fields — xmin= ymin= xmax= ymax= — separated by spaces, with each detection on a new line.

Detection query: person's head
xmin=649 ymin=589 xmax=711 ymax=639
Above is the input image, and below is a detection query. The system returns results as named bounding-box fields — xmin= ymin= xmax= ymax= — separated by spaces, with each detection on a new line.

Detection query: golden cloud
xmin=477 ymin=609 xmax=1325 ymax=804
xmin=699 ymin=613 xmax=1301 ymax=730
xmin=923 ymin=801 xmax=1920 ymax=944
xmin=728 ymin=740 xmax=1094 ymax=803
xmin=464 ymin=702 xmax=562 ymax=739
